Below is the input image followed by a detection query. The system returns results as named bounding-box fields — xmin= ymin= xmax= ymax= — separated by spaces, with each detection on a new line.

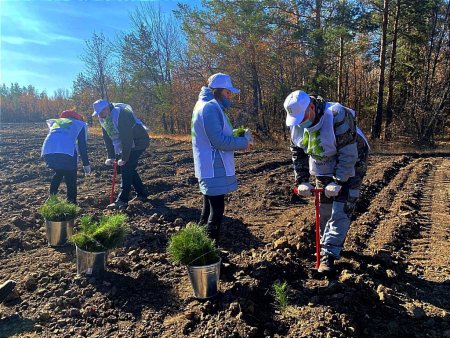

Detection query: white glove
xmin=297 ymin=182 xmax=314 ymax=197
xmin=83 ymin=165 xmax=91 ymax=175
xmin=105 ymin=159 xmax=114 ymax=165
xmin=244 ymin=129 xmax=254 ymax=145
xmin=325 ymin=182 xmax=342 ymax=198
xmin=117 ymin=159 xmax=127 ymax=166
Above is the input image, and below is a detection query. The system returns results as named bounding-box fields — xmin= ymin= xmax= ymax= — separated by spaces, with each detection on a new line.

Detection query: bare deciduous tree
xmin=80 ymin=32 xmax=113 ymax=100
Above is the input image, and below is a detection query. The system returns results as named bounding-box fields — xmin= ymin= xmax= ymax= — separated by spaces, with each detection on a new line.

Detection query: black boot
xmin=318 ymin=255 xmax=335 ymax=273
xmin=206 ymin=222 xmax=221 ymax=243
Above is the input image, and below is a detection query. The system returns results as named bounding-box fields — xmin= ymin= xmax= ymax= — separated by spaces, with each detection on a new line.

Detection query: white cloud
xmin=2 ymin=68 xmax=53 ymax=82
xmin=1 ymin=34 xmax=81 ymax=46
xmin=1 ymin=49 xmax=83 ymax=67
xmin=1 ymin=2 xmax=83 ymax=46
xmin=1 ymin=33 xmax=82 ymax=46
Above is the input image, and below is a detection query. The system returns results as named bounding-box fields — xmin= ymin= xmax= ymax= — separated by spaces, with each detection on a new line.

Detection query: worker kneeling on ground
xmin=284 ymin=90 xmax=369 ymax=273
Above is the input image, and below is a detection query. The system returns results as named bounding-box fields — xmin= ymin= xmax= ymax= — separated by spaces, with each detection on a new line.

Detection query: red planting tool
xmin=110 ymin=161 xmax=118 ymax=204
xmin=293 ymin=187 xmax=324 ymax=269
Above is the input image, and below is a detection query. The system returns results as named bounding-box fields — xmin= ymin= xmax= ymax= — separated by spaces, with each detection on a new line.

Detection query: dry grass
xmin=88 ymin=125 xmax=191 ymax=142
xmin=149 ymin=133 xmax=191 ymax=142
xmin=88 ymin=126 xmax=104 ymax=137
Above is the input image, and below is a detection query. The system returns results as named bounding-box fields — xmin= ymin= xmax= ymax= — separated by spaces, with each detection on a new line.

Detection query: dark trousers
xmin=199 ymin=194 xmax=225 ymax=241
xmin=50 ymin=169 xmax=77 ymax=204
xmin=117 ymin=149 xmax=147 ymax=203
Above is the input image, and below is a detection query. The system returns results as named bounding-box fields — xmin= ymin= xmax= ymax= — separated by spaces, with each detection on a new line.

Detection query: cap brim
xmin=285 ymin=112 xmax=305 ymax=127
xmin=228 ymin=87 xmax=240 ymax=93
xmin=92 ymin=111 xmax=99 ymax=117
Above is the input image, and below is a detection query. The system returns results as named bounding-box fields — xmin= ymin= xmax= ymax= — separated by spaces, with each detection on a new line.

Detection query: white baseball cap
xmin=284 ymin=90 xmax=311 ymax=127
xmin=92 ymin=99 xmax=109 ymax=116
xmin=208 ymin=73 xmax=240 ymax=93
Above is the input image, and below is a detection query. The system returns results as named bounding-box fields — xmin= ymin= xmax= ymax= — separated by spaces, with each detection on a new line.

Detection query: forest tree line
xmin=1 ymin=0 xmax=449 ymax=145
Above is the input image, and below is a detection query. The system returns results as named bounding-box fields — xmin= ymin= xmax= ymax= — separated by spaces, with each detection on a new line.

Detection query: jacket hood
xmin=198 ymin=86 xmax=214 ymax=102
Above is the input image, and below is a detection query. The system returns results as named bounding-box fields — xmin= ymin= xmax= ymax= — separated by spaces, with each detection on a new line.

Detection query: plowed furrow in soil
xmin=341 ymin=158 xmax=450 ymax=338
xmin=392 ymin=157 xmax=450 ymax=324
xmin=355 ymin=155 xmax=412 ymax=216
xmin=346 ymin=158 xmax=419 ymax=253
xmin=407 ymin=158 xmax=450 ymax=283
xmin=363 ymin=159 xmax=432 ymax=254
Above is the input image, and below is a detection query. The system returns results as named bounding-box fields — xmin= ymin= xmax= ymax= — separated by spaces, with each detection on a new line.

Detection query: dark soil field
xmin=0 ymin=124 xmax=449 ymax=338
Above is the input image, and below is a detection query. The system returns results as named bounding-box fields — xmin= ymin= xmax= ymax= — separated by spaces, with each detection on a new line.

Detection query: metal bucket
xmin=45 ymin=219 xmax=74 ymax=246
xmin=76 ymin=246 xmax=107 ymax=276
xmin=187 ymin=259 xmax=221 ymax=299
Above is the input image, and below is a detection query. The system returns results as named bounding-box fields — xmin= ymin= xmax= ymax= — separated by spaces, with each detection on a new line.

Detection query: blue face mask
xmin=299 ymin=118 xmax=313 ymax=128
xmin=221 ymin=96 xmax=232 ymax=109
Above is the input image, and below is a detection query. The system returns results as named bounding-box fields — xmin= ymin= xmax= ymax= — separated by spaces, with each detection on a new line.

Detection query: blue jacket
xmin=193 ymin=87 xmax=247 ymax=195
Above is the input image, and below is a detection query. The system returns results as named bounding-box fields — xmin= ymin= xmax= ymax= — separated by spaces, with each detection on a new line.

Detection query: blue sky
xmin=0 ymin=0 xmax=195 ymax=96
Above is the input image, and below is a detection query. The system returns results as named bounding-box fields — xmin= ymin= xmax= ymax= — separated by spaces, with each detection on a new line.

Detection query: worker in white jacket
xmin=285 ymin=90 xmax=369 ymax=273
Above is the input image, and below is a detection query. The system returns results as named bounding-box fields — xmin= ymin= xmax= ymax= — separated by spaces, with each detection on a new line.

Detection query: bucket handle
xmin=188 ymin=249 xmax=219 ymax=266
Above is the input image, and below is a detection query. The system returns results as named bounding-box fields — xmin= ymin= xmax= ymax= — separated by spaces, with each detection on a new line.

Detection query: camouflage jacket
xmin=290 ymin=102 xmax=367 ymax=185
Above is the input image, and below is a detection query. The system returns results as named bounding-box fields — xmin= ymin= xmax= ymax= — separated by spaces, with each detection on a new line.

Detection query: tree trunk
xmin=315 ymin=0 xmax=325 ymax=77
xmin=338 ymin=35 xmax=344 ymax=102
xmin=251 ymin=63 xmax=264 ymax=129
xmin=384 ymin=0 xmax=401 ymax=139
xmin=162 ymin=113 xmax=168 ymax=133
xmin=372 ymin=0 xmax=390 ymax=139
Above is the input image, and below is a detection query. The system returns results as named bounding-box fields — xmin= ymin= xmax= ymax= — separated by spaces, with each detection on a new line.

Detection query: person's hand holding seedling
xmin=244 ymin=129 xmax=253 ymax=147
xmin=233 ymin=126 xmax=253 ymax=149
xmin=232 ymin=126 xmax=246 ymax=137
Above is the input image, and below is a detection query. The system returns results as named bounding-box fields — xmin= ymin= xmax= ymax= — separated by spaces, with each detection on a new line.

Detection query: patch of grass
xmin=272 ymin=280 xmax=290 ymax=311
xmin=167 ymin=223 xmax=219 ymax=266
xmin=233 ymin=126 xmax=247 ymax=137
xmin=38 ymin=195 xmax=79 ymax=221
xmin=69 ymin=214 xmax=129 ymax=252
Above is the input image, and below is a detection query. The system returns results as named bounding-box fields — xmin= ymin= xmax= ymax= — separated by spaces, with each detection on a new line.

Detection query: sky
xmin=0 ymin=0 xmax=196 ymax=96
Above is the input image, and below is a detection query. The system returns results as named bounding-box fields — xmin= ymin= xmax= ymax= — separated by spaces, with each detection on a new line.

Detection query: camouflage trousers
xmin=315 ymin=141 xmax=369 ymax=259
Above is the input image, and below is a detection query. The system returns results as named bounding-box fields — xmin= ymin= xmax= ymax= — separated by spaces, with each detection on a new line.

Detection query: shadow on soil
xmin=192 ymin=282 xmax=288 ymax=337
xmin=219 ymin=217 xmax=263 ymax=253
xmin=151 ymin=202 xmax=200 ymax=221
xmin=90 ymin=269 xmax=178 ymax=317
xmin=149 ymin=202 xmax=263 ymax=254
xmin=0 ymin=315 xmax=36 ymax=337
